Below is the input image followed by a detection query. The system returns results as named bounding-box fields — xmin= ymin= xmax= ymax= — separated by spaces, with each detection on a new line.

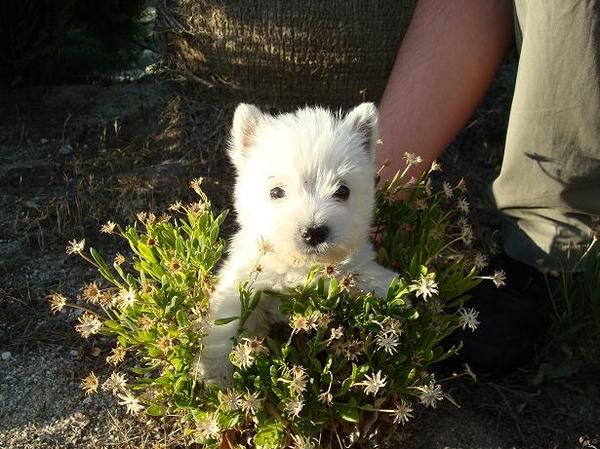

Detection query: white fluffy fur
xmin=198 ymin=103 xmax=398 ymax=385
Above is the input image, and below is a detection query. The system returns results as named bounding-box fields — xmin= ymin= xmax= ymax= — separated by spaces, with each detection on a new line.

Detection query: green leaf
xmin=146 ymin=404 xmax=165 ymax=416
xmin=336 ymin=403 xmax=360 ymax=423
xmin=254 ymin=419 xmax=284 ymax=449
xmin=214 ymin=317 xmax=238 ymax=325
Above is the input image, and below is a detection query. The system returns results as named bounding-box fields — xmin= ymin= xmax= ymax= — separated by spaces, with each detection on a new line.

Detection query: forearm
xmin=377 ymin=0 xmax=514 ymax=183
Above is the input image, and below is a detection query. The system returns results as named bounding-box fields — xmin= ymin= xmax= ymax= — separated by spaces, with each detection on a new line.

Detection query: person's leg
xmin=493 ymin=0 xmax=600 ymax=272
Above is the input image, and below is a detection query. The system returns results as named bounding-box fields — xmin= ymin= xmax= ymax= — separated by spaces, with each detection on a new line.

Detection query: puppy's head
xmin=229 ymin=103 xmax=378 ymax=264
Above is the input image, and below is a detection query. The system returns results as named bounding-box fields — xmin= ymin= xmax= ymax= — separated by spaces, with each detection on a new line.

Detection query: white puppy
xmin=199 ymin=103 xmax=398 ymax=385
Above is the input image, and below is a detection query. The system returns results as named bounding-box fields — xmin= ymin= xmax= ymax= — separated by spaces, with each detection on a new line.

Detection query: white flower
xmin=100 ymin=220 xmax=116 ymax=234
xmin=230 ymin=342 xmax=255 ymax=369
xmin=117 ymin=391 xmax=144 ymax=415
xmin=239 ymin=391 xmax=262 ymax=415
xmin=415 ymin=381 xmax=444 ymax=408
xmin=290 ymin=434 xmax=316 ymax=449
xmin=219 ymin=389 xmax=241 ymax=412
xmin=460 ymin=224 xmax=474 ymax=246
xmin=458 ymin=307 xmax=480 ymax=331
xmin=361 ymin=370 xmax=388 ymax=396
xmin=414 ymin=275 xmax=439 ymax=301
xmin=102 ymin=372 xmax=128 ymax=393
xmin=241 ymin=337 xmax=268 ymax=355
xmin=457 ymin=197 xmax=470 ymax=214
xmin=288 ymin=365 xmax=308 ymax=394
xmin=318 ymin=391 xmax=333 ymax=405
xmin=66 ymin=238 xmax=85 ymax=255
xmin=48 ymin=293 xmax=67 ymax=314
xmin=403 ymin=152 xmax=423 ymax=165
xmin=328 ymin=326 xmax=344 ymax=342
xmin=290 ymin=314 xmax=311 ymax=334
xmin=442 ymin=181 xmax=453 ymax=199
xmin=283 ymin=397 xmax=304 ymax=419
xmin=75 ymin=313 xmax=101 ymax=338
xmin=492 ymin=270 xmax=507 ymax=288
xmin=391 ymin=400 xmax=414 ymax=424
xmin=473 ymin=252 xmax=488 ymax=270
xmin=196 ymin=413 xmax=220 ymax=440
xmin=379 ymin=317 xmax=402 ymax=336
xmin=375 ymin=332 xmax=399 ymax=354
xmin=118 ymin=288 xmax=136 ymax=308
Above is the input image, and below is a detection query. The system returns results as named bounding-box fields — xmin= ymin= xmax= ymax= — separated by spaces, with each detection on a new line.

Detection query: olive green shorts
xmin=492 ymin=0 xmax=600 ymax=271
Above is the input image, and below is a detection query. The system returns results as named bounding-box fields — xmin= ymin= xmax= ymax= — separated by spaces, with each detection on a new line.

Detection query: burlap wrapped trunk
xmin=158 ymin=0 xmax=416 ymax=108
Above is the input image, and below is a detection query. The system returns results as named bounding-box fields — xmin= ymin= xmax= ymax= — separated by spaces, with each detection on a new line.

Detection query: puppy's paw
xmin=196 ymin=345 xmax=235 ymax=388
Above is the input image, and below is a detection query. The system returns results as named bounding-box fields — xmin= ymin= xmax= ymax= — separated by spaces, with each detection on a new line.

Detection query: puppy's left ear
xmin=229 ymin=103 xmax=263 ymax=169
xmin=343 ymin=102 xmax=379 ymax=158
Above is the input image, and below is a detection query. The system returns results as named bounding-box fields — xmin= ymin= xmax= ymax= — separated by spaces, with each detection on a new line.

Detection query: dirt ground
xmin=1 ymin=72 xmax=599 ymax=448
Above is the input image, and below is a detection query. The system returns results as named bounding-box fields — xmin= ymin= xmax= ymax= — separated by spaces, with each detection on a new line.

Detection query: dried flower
xmin=442 ymin=181 xmax=453 ymax=199
xmin=415 ymin=381 xmax=444 ymax=408
xmin=458 ymin=307 xmax=480 ymax=331
xmin=66 ymin=238 xmax=85 ymax=255
xmin=403 ymin=152 xmax=423 ymax=165
xmin=257 ymin=236 xmax=275 ymax=255
xmin=219 ymin=390 xmax=241 ymax=412
xmin=328 ymin=326 xmax=344 ymax=342
xmin=100 ymin=221 xmax=116 ymax=234
xmin=457 ymin=197 xmax=470 ymax=214
xmin=196 ymin=413 xmax=220 ymax=440
xmin=344 ymin=339 xmax=363 ymax=361
xmin=290 ymin=314 xmax=311 ymax=334
xmin=75 ymin=313 xmax=101 ymax=338
xmin=82 ymin=282 xmax=101 ymax=303
xmin=106 ymin=345 xmax=127 ymax=365
xmin=322 ymin=264 xmax=338 ymax=277
xmin=379 ymin=317 xmax=402 ymax=336
xmin=473 ymin=252 xmax=488 ymax=270
xmin=190 ymin=177 xmax=204 ymax=195
xmin=492 ymin=270 xmax=507 ymax=288
xmin=284 ymin=397 xmax=304 ymax=419
xmin=340 ymin=274 xmax=356 ymax=292
xmin=286 ymin=365 xmax=308 ymax=394
xmin=290 ymin=434 xmax=316 ymax=449
xmin=48 ymin=293 xmax=67 ymax=314
xmin=391 ymin=400 xmax=414 ymax=424
xmin=318 ymin=391 xmax=333 ymax=405
xmin=430 ymin=160 xmax=442 ymax=172
xmin=169 ymin=201 xmax=183 ymax=211
xmin=113 ymin=253 xmax=125 ymax=265
xmin=80 ymin=372 xmax=99 ymax=395
xmin=239 ymin=391 xmax=262 ymax=415
xmin=102 ymin=372 xmax=127 ymax=393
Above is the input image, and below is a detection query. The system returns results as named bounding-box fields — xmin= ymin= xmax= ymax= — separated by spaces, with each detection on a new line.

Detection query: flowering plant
xmin=52 ymin=161 xmax=504 ymax=448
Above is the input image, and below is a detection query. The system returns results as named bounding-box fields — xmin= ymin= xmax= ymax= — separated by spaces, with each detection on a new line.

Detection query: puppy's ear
xmin=229 ymin=103 xmax=263 ymax=168
xmin=343 ymin=102 xmax=379 ymax=158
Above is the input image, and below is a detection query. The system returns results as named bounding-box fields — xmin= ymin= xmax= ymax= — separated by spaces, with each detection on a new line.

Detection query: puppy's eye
xmin=333 ymin=184 xmax=350 ymax=200
xmin=270 ymin=187 xmax=285 ymax=200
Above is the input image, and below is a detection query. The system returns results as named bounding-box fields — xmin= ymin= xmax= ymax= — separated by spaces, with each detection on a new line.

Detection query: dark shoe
xmin=444 ymin=254 xmax=554 ymax=377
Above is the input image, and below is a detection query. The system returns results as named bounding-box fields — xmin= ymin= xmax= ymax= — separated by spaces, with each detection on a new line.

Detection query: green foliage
xmin=0 ymin=0 xmax=147 ymax=85
xmin=59 ymin=167 xmax=493 ymax=448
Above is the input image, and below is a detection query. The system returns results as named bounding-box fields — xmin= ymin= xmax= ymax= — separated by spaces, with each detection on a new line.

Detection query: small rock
xmin=69 ymin=349 xmax=78 ymax=357
xmin=40 ymin=138 xmax=49 ymax=144
xmin=1 ymin=351 xmax=11 ymax=360
xmin=59 ymin=143 xmax=74 ymax=155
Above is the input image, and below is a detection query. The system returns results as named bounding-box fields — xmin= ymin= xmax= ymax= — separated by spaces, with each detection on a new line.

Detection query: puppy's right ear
xmin=229 ymin=103 xmax=263 ymax=169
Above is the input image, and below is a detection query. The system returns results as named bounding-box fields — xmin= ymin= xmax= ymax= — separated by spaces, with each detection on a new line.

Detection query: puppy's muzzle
xmin=301 ymin=225 xmax=329 ymax=246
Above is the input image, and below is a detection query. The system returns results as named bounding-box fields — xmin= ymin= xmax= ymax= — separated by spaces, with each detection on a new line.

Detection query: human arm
xmin=376 ymin=0 xmax=515 ymax=183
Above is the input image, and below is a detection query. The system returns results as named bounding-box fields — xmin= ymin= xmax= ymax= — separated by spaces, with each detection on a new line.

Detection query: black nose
xmin=301 ymin=225 xmax=329 ymax=246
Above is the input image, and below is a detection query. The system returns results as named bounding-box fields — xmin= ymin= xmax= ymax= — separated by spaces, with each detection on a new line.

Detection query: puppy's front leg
xmin=199 ymin=282 xmax=241 ymax=386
